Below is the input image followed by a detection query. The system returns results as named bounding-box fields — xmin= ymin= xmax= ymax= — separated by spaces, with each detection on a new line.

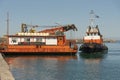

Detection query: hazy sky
xmin=0 ymin=0 xmax=120 ymax=39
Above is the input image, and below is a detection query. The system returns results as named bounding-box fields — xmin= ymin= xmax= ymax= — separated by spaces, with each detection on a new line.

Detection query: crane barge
xmin=0 ymin=23 xmax=78 ymax=55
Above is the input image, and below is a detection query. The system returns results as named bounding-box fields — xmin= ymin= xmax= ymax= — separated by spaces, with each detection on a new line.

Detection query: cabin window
xmin=36 ymin=37 xmax=42 ymax=42
xmin=24 ymin=38 xmax=30 ymax=42
xmin=12 ymin=38 xmax=17 ymax=43
xmin=9 ymin=37 xmax=19 ymax=45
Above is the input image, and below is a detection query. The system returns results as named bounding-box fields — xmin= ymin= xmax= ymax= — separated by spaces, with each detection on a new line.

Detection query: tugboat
xmin=79 ymin=10 xmax=108 ymax=53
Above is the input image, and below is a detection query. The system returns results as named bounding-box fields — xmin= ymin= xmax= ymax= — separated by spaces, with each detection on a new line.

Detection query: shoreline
xmin=0 ymin=53 xmax=15 ymax=80
xmin=75 ymin=39 xmax=118 ymax=44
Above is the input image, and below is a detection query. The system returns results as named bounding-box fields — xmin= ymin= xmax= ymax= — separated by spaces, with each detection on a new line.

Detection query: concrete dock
xmin=0 ymin=53 xmax=15 ymax=80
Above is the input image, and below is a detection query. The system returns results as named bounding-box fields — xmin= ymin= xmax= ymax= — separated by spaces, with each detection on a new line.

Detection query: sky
xmin=0 ymin=0 xmax=120 ymax=40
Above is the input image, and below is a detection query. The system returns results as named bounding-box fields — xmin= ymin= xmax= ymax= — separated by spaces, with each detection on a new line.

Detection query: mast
xmin=6 ymin=12 xmax=10 ymax=45
xmin=7 ymin=12 xmax=9 ymax=36
xmin=89 ymin=10 xmax=99 ymax=27
xmin=90 ymin=10 xmax=95 ymax=27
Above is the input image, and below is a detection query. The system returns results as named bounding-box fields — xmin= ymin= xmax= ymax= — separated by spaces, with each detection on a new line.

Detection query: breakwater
xmin=0 ymin=53 xmax=15 ymax=80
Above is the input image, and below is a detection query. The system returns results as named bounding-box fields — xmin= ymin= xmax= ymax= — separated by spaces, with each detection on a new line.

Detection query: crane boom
xmin=39 ymin=24 xmax=77 ymax=34
xmin=21 ymin=23 xmax=78 ymax=35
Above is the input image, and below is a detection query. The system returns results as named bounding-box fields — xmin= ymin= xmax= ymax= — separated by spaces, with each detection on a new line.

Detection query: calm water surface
xmin=5 ymin=43 xmax=120 ymax=80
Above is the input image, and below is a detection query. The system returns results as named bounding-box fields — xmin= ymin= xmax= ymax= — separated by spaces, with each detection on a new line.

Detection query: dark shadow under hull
xmin=1 ymin=52 xmax=76 ymax=56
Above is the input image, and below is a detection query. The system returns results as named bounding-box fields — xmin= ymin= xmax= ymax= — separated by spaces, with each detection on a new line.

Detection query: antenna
xmin=90 ymin=10 xmax=95 ymax=27
xmin=7 ymin=12 xmax=9 ymax=36
xmin=89 ymin=10 xmax=99 ymax=27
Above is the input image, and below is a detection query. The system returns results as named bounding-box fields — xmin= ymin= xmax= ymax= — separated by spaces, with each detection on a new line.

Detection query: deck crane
xmin=21 ymin=23 xmax=78 ymax=35
xmin=21 ymin=23 xmax=39 ymax=33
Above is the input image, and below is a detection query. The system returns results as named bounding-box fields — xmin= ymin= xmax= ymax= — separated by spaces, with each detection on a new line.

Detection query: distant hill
xmin=75 ymin=38 xmax=118 ymax=44
xmin=103 ymin=39 xmax=117 ymax=43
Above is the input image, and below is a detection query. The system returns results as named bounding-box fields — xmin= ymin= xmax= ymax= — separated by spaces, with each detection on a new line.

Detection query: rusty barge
xmin=0 ymin=24 xmax=78 ymax=55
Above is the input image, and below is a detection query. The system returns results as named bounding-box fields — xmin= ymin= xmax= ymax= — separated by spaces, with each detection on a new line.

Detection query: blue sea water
xmin=5 ymin=43 xmax=120 ymax=80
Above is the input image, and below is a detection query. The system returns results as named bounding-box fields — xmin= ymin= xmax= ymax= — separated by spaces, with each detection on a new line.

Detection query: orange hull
xmin=0 ymin=45 xmax=77 ymax=55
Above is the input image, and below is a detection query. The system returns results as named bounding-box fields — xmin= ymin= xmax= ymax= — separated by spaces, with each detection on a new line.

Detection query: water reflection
xmin=5 ymin=55 xmax=78 ymax=80
xmin=76 ymin=50 xmax=108 ymax=80
xmin=5 ymin=55 xmax=77 ymax=68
